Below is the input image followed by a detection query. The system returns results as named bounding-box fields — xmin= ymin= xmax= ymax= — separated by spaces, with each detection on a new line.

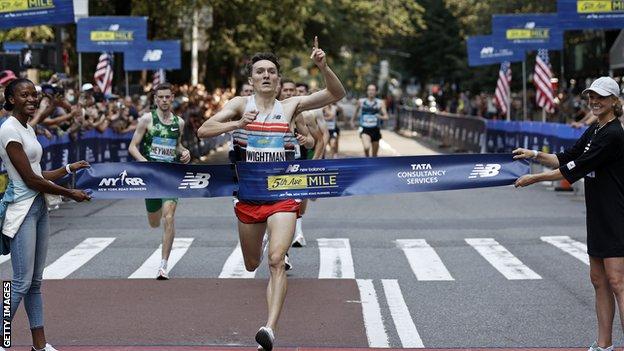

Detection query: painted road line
xmin=218 ymin=242 xmax=257 ymax=278
xmin=541 ymin=236 xmax=589 ymax=265
xmin=379 ymin=139 xmax=401 ymax=156
xmin=318 ymin=238 xmax=355 ymax=279
xmin=129 ymin=238 xmax=194 ymax=279
xmin=356 ymin=279 xmax=390 ymax=347
xmin=465 ymin=238 xmax=542 ymax=280
xmin=396 ymin=239 xmax=453 ymax=281
xmin=43 ymin=237 xmax=115 ymax=279
xmin=0 ymin=254 xmax=10 ymax=265
xmin=382 ymin=279 xmax=424 ymax=348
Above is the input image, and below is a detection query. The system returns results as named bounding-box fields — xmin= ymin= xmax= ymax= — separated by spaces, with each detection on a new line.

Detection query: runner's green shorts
xmin=145 ymin=198 xmax=179 ymax=213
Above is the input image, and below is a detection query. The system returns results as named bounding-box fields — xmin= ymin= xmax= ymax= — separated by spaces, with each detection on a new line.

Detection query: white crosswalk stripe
xmin=396 ymin=239 xmax=453 ymax=281
xmin=382 ymin=279 xmax=424 ymax=347
xmin=465 ymin=238 xmax=542 ymax=280
xmin=356 ymin=279 xmax=390 ymax=347
xmin=318 ymin=238 xmax=355 ymax=279
xmin=541 ymin=236 xmax=589 ymax=265
xmin=129 ymin=237 xmax=194 ymax=279
xmin=219 ymin=242 xmax=257 ymax=279
xmin=43 ymin=237 xmax=115 ymax=279
xmin=0 ymin=254 xmax=10 ymax=265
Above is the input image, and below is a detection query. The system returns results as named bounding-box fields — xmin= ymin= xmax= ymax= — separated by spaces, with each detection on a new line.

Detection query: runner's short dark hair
xmin=296 ymin=82 xmax=309 ymax=91
xmin=248 ymin=53 xmax=280 ymax=76
xmin=281 ymin=78 xmax=295 ymax=86
xmin=154 ymin=82 xmax=172 ymax=92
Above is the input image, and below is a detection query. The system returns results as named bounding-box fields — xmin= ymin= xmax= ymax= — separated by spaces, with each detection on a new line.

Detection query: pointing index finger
xmin=314 ymin=36 xmax=318 ymax=50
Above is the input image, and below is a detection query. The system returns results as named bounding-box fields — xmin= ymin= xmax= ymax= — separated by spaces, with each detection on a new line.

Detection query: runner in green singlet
xmin=129 ymin=82 xmax=191 ymax=280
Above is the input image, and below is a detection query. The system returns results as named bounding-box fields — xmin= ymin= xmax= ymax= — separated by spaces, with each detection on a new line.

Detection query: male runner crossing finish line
xmin=197 ymin=36 xmax=345 ymax=351
xmin=129 ymin=83 xmax=191 ymax=280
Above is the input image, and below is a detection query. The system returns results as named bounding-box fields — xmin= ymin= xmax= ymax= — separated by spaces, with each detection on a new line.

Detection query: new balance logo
xmin=143 ymin=49 xmax=163 ymax=62
xmin=469 ymin=164 xmax=501 ymax=179
xmin=480 ymin=47 xmax=494 ymax=56
xmin=178 ymin=172 xmax=210 ymax=189
xmin=285 ymin=164 xmax=300 ymax=173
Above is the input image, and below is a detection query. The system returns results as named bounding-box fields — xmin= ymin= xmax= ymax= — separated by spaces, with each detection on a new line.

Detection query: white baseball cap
xmin=81 ymin=83 xmax=94 ymax=92
xmin=582 ymin=76 xmax=621 ymax=97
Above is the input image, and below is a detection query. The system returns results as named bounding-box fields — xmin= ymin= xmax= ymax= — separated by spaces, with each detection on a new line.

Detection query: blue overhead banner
xmin=558 ymin=0 xmax=624 ymax=29
xmin=77 ymin=16 xmax=148 ymax=53
xmin=123 ymin=40 xmax=182 ymax=71
xmin=491 ymin=14 xmax=564 ymax=50
xmin=2 ymin=42 xmax=28 ymax=52
xmin=0 ymin=0 xmax=74 ymax=29
xmin=467 ymin=35 xmax=525 ymax=67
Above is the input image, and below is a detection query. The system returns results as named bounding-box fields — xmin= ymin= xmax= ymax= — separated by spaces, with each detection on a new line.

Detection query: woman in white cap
xmin=514 ymin=76 xmax=624 ymax=351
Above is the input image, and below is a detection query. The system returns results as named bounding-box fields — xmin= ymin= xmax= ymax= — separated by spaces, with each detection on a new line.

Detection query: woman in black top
xmin=514 ymin=76 xmax=624 ymax=351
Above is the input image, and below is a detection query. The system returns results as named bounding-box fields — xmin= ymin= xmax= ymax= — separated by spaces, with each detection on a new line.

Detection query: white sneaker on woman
xmin=588 ymin=341 xmax=613 ymax=351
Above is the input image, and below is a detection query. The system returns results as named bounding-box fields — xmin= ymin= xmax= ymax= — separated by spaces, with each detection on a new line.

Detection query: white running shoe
xmin=291 ymin=233 xmax=306 ymax=247
xmin=588 ymin=341 xmax=613 ymax=351
xmin=156 ymin=267 xmax=169 ymax=280
xmin=284 ymin=253 xmax=292 ymax=271
xmin=255 ymin=326 xmax=275 ymax=351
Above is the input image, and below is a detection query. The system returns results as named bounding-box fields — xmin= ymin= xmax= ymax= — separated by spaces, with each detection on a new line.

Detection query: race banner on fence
xmin=123 ymin=40 xmax=182 ymax=71
xmin=491 ymin=13 xmax=564 ymax=50
xmin=485 ymin=120 xmax=587 ymax=154
xmin=0 ymin=0 xmax=75 ymax=29
xmin=466 ymin=35 xmax=525 ymax=67
xmin=77 ymin=16 xmax=148 ymax=52
xmin=558 ymin=0 xmax=624 ymax=29
xmin=71 ymin=155 xmax=529 ymax=201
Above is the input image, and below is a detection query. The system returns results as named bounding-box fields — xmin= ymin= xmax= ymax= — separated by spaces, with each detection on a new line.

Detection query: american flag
xmin=152 ymin=69 xmax=166 ymax=86
xmin=494 ymin=61 xmax=512 ymax=116
xmin=533 ymin=49 xmax=555 ymax=114
xmin=94 ymin=52 xmax=113 ymax=95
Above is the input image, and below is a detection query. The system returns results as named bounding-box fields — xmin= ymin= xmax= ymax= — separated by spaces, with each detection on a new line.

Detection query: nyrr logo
xmin=285 ymin=164 xmax=300 ymax=173
xmin=469 ymin=164 xmax=501 ymax=179
xmin=99 ymin=170 xmax=146 ymax=187
xmin=178 ymin=172 xmax=210 ymax=189
xmin=480 ymin=47 xmax=494 ymax=56
xmin=143 ymin=49 xmax=163 ymax=62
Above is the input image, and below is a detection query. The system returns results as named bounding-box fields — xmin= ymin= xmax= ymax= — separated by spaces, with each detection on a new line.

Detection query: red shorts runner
xmin=234 ymin=199 xmax=301 ymax=224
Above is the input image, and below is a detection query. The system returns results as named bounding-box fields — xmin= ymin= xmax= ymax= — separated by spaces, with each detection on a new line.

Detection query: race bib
xmin=361 ymin=114 xmax=378 ymax=127
xmin=326 ymin=119 xmax=337 ymax=130
xmin=150 ymin=137 xmax=177 ymax=162
xmin=246 ymin=135 xmax=286 ymax=163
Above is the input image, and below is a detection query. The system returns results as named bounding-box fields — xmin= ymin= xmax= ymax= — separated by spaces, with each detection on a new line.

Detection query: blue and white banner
xmin=0 ymin=0 xmax=74 ymax=29
xmin=75 ymin=162 xmax=237 ymax=199
xmin=466 ymin=35 xmax=525 ymax=67
xmin=491 ymin=14 xmax=564 ymax=50
xmin=72 ymin=155 xmax=529 ymax=200
xmin=123 ymin=40 xmax=181 ymax=71
xmin=77 ymin=16 xmax=148 ymax=53
xmin=558 ymin=0 xmax=624 ymax=29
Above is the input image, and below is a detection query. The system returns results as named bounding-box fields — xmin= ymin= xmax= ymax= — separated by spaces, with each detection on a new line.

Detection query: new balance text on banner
xmin=74 ymin=162 xmax=237 ymax=199
xmin=76 ymin=17 xmax=148 ymax=53
xmin=491 ymin=14 xmax=564 ymax=50
xmin=466 ymin=35 xmax=525 ymax=67
xmin=237 ymin=155 xmax=529 ymax=201
xmin=0 ymin=0 xmax=74 ymax=29
xmin=123 ymin=40 xmax=182 ymax=71
xmin=558 ymin=0 xmax=624 ymax=29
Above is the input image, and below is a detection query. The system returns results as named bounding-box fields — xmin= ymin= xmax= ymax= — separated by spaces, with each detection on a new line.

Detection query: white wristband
xmin=531 ymin=150 xmax=539 ymax=159
xmin=65 ymin=164 xmax=73 ymax=174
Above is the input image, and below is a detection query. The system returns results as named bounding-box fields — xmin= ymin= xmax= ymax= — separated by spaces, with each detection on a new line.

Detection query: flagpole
xmin=78 ymin=53 xmax=82 ymax=88
xmin=522 ymin=59 xmax=527 ymax=121
xmin=125 ymin=71 xmax=129 ymax=97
